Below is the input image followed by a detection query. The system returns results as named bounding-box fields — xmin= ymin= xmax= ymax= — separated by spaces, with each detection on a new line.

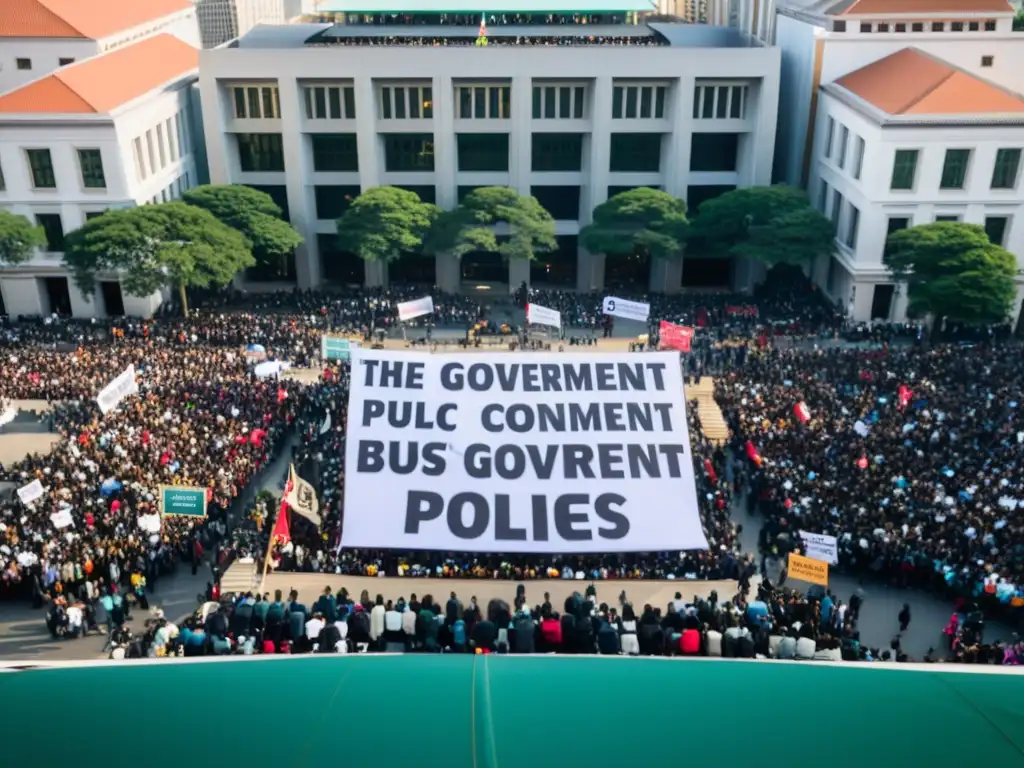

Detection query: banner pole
xmin=258 ymin=521 xmax=275 ymax=596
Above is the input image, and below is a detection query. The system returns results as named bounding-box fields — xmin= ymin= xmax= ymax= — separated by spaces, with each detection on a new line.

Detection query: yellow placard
xmin=788 ymin=552 xmax=829 ymax=586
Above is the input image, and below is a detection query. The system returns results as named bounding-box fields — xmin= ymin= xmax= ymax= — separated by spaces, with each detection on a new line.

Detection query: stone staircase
xmin=220 ymin=559 xmax=259 ymax=596
xmin=687 ymin=377 xmax=730 ymax=445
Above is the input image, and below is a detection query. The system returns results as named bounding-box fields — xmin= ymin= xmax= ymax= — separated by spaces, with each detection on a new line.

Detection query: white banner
xmin=602 ymin=296 xmax=650 ymax=323
xmin=0 ymin=405 xmax=16 ymax=427
xmin=526 ymin=303 xmax=561 ymax=328
xmin=254 ymin=360 xmax=291 ymax=379
xmin=96 ymin=364 xmax=139 ymax=415
xmin=17 ymin=479 xmax=45 ymax=505
xmin=799 ymin=531 xmax=839 ymax=565
xmin=342 ymin=349 xmax=707 ymax=553
xmin=138 ymin=514 xmax=162 ymax=534
xmin=397 ymin=296 xmax=435 ymax=322
xmin=50 ymin=509 xmax=74 ymax=529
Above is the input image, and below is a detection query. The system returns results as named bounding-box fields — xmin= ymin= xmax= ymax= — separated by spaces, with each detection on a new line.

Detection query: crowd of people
xmin=316 ymin=33 xmax=664 ymax=47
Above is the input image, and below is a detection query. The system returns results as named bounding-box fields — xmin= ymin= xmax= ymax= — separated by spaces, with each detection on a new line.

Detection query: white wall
xmin=0 ymin=39 xmax=100 ymax=95
xmin=774 ymin=14 xmax=818 ymax=185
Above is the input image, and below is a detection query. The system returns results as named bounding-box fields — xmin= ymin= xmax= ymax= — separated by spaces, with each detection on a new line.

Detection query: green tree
xmin=427 ymin=186 xmax=556 ymax=262
xmin=885 ymin=222 xmax=1018 ymax=327
xmin=335 ymin=186 xmax=439 ymax=262
xmin=579 ymin=187 xmax=689 ymax=260
xmin=182 ymin=184 xmax=303 ymax=264
xmin=63 ymin=202 xmax=254 ymax=317
xmin=689 ymin=185 xmax=834 ymax=265
xmin=0 ymin=210 xmax=47 ymax=265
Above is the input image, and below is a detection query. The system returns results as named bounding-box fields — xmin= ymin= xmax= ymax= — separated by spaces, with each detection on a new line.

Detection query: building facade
xmin=0 ymin=0 xmax=200 ymax=95
xmin=193 ymin=0 xmax=316 ymax=49
xmin=199 ymin=22 xmax=780 ymax=293
xmin=0 ymin=35 xmax=203 ymax=319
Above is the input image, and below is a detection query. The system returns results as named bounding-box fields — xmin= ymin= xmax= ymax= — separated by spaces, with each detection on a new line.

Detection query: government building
xmin=198 ymin=0 xmax=781 ymax=294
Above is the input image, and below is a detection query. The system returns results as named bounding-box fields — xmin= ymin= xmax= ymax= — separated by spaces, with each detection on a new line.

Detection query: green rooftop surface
xmin=319 ymin=0 xmax=656 ymax=13
xmin=1 ymin=656 xmax=1022 ymax=766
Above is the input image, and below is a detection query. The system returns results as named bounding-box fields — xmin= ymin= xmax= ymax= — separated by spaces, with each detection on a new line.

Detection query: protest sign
xmin=17 ymin=479 xmax=45 ymax=505
xmin=96 ymin=365 xmax=139 ymax=414
xmin=138 ymin=514 xmax=162 ymax=534
xmin=322 ymin=336 xmax=360 ymax=361
xmin=342 ymin=349 xmax=707 ymax=553
xmin=602 ymin=297 xmax=650 ymax=323
xmin=526 ymin=303 xmax=561 ymax=329
xmin=254 ymin=361 xmax=291 ymax=379
xmin=788 ymin=552 xmax=829 ymax=586
xmin=659 ymin=321 xmax=694 ymax=353
xmin=159 ymin=485 xmax=208 ymax=517
xmin=798 ymin=531 xmax=838 ymax=565
xmin=50 ymin=509 xmax=73 ymax=529
xmin=397 ymin=296 xmax=435 ymax=322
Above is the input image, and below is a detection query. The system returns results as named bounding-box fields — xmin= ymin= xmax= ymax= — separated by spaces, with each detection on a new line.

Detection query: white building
xmin=199 ymin=16 xmax=780 ymax=293
xmin=193 ymin=0 xmax=317 ymax=49
xmin=0 ymin=35 xmax=203 ymax=319
xmin=0 ymin=0 xmax=200 ymax=96
xmin=657 ymin=0 xmax=776 ymax=42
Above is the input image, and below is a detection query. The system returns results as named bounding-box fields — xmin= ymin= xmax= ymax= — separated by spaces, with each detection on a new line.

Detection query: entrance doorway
xmin=318 ymin=235 xmax=363 ymax=285
xmin=871 ymin=284 xmax=895 ymax=320
xmin=100 ymin=281 xmax=125 ymax=316
xmin=682 ymin=257 xmax=732 ymax=289
xmin=389 ymin=253 xmax=435 ymax=285
xmin=530 ymin=236 xmax=577 ymax=287
xmin=43 ymin=277 xmax=72 ymax=316
xmin=461 ymin=250 xmax=506 ymax=283
xmin=605 ymin=252 xmax=650 ymax=289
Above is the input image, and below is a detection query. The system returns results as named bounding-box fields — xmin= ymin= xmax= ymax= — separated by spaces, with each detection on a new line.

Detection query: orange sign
xmin=788 ymin=552 xmax=829 ymax=586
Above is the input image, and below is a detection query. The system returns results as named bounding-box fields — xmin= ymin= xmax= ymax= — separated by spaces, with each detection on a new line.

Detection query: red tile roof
xmin=835 ymin=48 xmax=1024 ymax=116
xmin=0 ymin=34 xmax=199 ymax=115
xmin=839 ymin=0 xmax=1013 ymax=15
xmin=0 ymin=0 xmax=193 ymax=40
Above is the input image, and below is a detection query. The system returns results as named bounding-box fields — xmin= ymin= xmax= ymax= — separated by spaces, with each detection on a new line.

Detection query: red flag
xmin=897 ymin=384 xmax=912 ymax=410
xmin=276 ymin=387 xmax=288 ymax=403
xmin=270 ymin=497 xmax=291 ymax=546
xmin=745 ymin=440 xmax=762 ymax=466
xmin=703 ymin=458 xmax=718 ymax=485
xmin=793 ymin=401 xmax=811 ymax=423
xmin=659 ymin=320 xmax=694 ymax=352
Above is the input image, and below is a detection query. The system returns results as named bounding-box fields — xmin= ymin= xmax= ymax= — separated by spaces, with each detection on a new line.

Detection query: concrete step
xmin=220 ymin=560 xmax=259 ymax=596
xmin=688 ymin=376 xmax=729 ymax=446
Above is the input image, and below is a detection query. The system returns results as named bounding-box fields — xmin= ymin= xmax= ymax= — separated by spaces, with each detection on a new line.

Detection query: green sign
xmin=322 ymin=336 xmax=360 ymax=361
xmin=160 ymin=486 xmax=208 ymax=517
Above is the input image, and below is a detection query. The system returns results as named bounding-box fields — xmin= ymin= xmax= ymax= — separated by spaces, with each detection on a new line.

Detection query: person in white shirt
xmin=334 ymin=615 xmax=349 ymax=653
xmin=370 ymin=595 xmax=386 ymax=642
xmin=305 ymin=613 xmax=326 ymax=649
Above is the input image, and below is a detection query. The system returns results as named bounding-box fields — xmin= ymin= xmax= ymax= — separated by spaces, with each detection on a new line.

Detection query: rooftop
xmin=778 ymin=0 xmax=1013 ymax=18
xmin=0 ymin=34 xmax=199 ymax=115
xmin=310 ymin=22 xmax=657 ymax=40
xmin=315 ymin=0 xmax=656 ymax=12
xmin=0 ymin=0 xmax=193 ymax=40
xmin=1 ymin=656 xmax=1022 ymax=768
xmin=833 ymin=47 xmax=1024 ymax=117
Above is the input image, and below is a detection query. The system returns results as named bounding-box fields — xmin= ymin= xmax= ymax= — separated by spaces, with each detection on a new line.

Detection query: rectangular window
xmin=175 ymin=113 xmax=185 ymax=158
xmin=984 ymin=20 xmax=996 ymax=31
xmin=394 ymin=87 xmax=406 ymax=119
xmin=343 ymin=86 xmax=356 ymax=119
xmin=931 ymin=21 xmax=944 ymax=31
xmin=311 ymin=133 xmax=359 ymax=172
xmin=845 ymin=204 xmax=860 ymax=248
xmin=693 ymin=86 xmax=702 ymax=119
xmin=409 ymin=87 xmax=421 ymax=119
xmin=655 ymin=86 xmax=666 ymax=118
xmin=236 ymin=133 xmax=285 ymax=172
xmin=817 ymin=180 xmax=830 ymax=213
xmin=329 ymin=87 xmax=342 ymax=119
xmin=382 ymin=134 xmax=434 ymax=172
xmin=59 ymin=57 xmax=74 ymax=66
xmin=532 ymin=133 xmax=583 ymax=172
xmin=85 ymin=211 xmax=105 ymax=221
xmin=145 ymin=130 xmax=156 ymax=175
xmin=833 ymin=20 xmax=846 ymax=31
xmin=860 ymin=22 xmax=871 ymax=32
xmin=612 ymin=86 xmax=624 ymax=119
xmin=639 ymin=86 xmax=653 ymax=119
xmin=247 ymin=87 xmax=262 ymax=119
xmin=895 ymin=23 xmax=906 ymax=32
xmin=533 ymin=86 xmax=542 ymax=119
xmin=559 ymin=86 xmax=571 ymax=119
xmin=544 ymin=87 xmax=555 ymax=119
xmin=457 ymin=133 xmax=510 ymax=172
xmin=234 ymin=87 xmax=246 ymax=118
xmin=830 ymin=190 xmax=844 ymax=234
xmin=574 ymin=86 xmax=585 ymax=118
xmin=969 ymin=21 xmax=979 ymax=30
xmin=625 ymin=86 xmax=638 ymax=119
xmin=911 ymin=22 xmax=923 ymax=31
xmin=262 ymin=87 xmax=277 ymax=119
xmin=16 ymin=58 xmax=31 ymax=70
xmin=156 ymin=124 xmax=167 ymax=168
xmin=35 ymin=213 xmax=65 ymax=251
xmin=77 ymin=148 xmax=106 ymax=189
xmin=951 ymin=21 xmax=963 ymax=31
xmin=609 ymin=133 xmax=661 ymax=173
xmin=304 ymin=87 xmax=313 ymax=119
xmin=878 ymin=22 xmax=889 ymax=31
xmin=991 ymin=148 xmax=1021 ymax=189
xmin=166 ymin=118 xmax=178 ymax=162
xmin=314 ymin=185 xmax=361 ymax=220
xmin=984 ymin=216 xmax=1009 ymax=247
xmin=474 ymin=87 xmax=486 ymax=119
xmin=890 ymin=149 xmax=919 ymax=190
xmin=460 ymin=87 xmax=472 ymax=119
xmin=26 ymin=148 xmax=56 ymax=188
xmin=939 ymin=148 xmax=970 ymax=189
xmin=422 ymin=87 xmax=433 ymax=119
xmin=716 ymin=86 xmax=729 ymax=119
xmin=381 ymin=87 xmax=393 ymax=119
xmin=729 ymin=86 xmax=744 ymax=118
xmin=852 ymin=136 xmax=865 ymax=180
xmin=701 ymin=87 xmax=714 ymax=119
xmin=935 ymin=215 xmax=961 ymax=222
xmin=689 ymin=133 xmax=739 ymax=172
xmin=823 ymin=117 xmax=835 ymax=159
xmin=133 ymin=138 xmax=146 ymax=180
xmin=981 ymin=55 xmax=994 ymax=67
xmin=836 ymin=125 xmax=849 ymax=169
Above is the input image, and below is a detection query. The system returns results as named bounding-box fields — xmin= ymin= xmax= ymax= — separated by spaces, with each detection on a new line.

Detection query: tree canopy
xmin=0 ymin=210 xmax=47 ymax=265
xmin=689 ymin=185 xmax=835 ymax=265
xmin=427 ymin=186 xmax=557 ymax=261
xmin=62 ymin=202 xmax=254 ymax=316
xmin=884 ymin=222 xmax=1018 ymax=326
xmin=182 ymin=184 xmax=303 ymax=262
xmin=335 ymin=186 xmax=439 ymax=262
xmin=578 ymin=187 xmax=689 ymax=259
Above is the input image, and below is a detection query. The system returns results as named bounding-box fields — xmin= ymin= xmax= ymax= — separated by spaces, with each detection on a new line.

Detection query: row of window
xmin=131 ymin=111 xmax=189 ymax=184
xmin=305 ymin=85 xmax=357 ymax=120
xmin=834 ymin=19 xmax=998 ymax=33
xmin=692 ymin=85 xmax=747 ymax=121
xmin=822 ymin=118 xmax=865 ymax=180
xmin=1 ymin=147 xmax=106 ymax=191
xmin=234 ymin=131 xmax=741 ymax=175
xmin=890 ymin=147 xmax=1021 ymax=192
xmin=611 ymin=85 xmax=668 ymax=120
xmin=13 ymin=56 xmax=75 ymax=72
xmin=381 ymin=85 xmax=433 ymax=120
xmin=233 ymin=86 xmax=283 ymax=120
xmin=144 ymin=172 xmax=192 ymax=206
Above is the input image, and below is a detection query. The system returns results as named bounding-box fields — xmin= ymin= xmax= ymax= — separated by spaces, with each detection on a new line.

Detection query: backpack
xmin=597 ymin=621 xmax=620 ymax=655
xmin=541 ymin=618 xmax=562 ymax=645
xmin=513 ymin=616 xmax=535 ymax=653
xmin=263 ymin=639 xmax=276 ymax=655
xmin=452 ymin=619 xmax=467 ymax=647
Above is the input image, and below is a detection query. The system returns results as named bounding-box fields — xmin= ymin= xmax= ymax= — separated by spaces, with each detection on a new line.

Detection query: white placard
xmin=799 ymin=531 xmax=838 ymax=565
xmin=397 ymin=296 xmax=435 ymax=322
xmin=526 ymin=303 xmax=561 ymax=328
xmin=50 ymin=509 xmax=73 ymax=529
xmin=17 ymin=479 xmax=45 ymax=505
xmin=254 ymin=360 xmax=291 ymax=379
xmin=342 ymin=349 xmax=707 ymax=554
xmin=138 ymin=514 xmax=162 ymax=534
xmin=602 ymin=296 xmax=650 ymax=323
xmin=96 ymin=364 xmax=139 ymax=414
xmin=0 ymin=405 xmax=16 ymax=427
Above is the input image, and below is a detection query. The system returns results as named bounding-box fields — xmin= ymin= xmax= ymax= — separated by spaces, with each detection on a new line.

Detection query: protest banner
xmin=526 ymin=303 xmax=561 ymax=329
xmin=17 ymin=479 xmax=45 ymax=505
xmin=159 ymin=485 xmax=208 ymax=517
xmin=788 ymin=552 xmax=829 ymax=586
xmin=659 ymin=321 xmax=694 ymax=353
xmin=50 ymin=509 xmax=73 ymax=529
xmin=725 ymin=305 xmax=759 ymax=317
xmin=397 ymin=296 xmax=435 ymax=322
xmin=96 ymin=365 xmax=139 ymax=415
xmin=138 ymin=514 xmax=162 ymax=534
xmin=342 ymin=349 xmax=708 ymax=553
xmin=602 ymin=297 xmax=650 ymax=323
xmin=321 ymin=336 xmax=360 ymax=361
xmin=798 ymin=531 xmax=838 ymax=565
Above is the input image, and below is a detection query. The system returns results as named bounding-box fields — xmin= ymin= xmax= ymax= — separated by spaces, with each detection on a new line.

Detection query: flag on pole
xmin=284 ymin=464 xmax=321 ymax=527
xmin=270 ymin=494 xmax=291 ymax=546
xmin=793 ymin=401 xmax=811 ymax=423
xmin=478 ymin=12 xmax=487 ymax=37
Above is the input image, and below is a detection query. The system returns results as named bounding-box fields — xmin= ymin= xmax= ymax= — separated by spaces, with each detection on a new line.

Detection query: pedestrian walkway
xmin=687 ymin=377 xmax=729 ymax=445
